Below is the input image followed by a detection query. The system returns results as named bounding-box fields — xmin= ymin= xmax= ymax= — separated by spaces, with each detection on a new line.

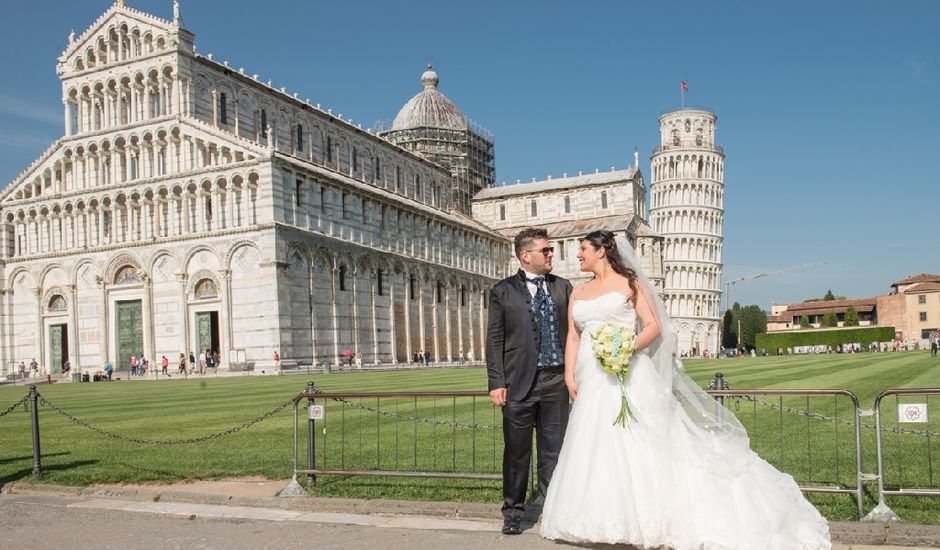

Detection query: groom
xmin=487 ymin=227 xmax=572 ymax=535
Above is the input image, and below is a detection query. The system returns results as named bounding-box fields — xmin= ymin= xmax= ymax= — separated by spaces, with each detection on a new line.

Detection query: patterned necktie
xmin=530 ymin=276 xmax=546 ymax=303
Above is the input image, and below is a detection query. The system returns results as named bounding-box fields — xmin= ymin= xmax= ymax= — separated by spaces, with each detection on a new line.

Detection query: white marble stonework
xmin=472 ymin=167 xmax=664 ymax=289
xmin=649 ymin=109 xmax=725 ymax=356
xmin=0 ymin=2 xmax=730 ymax=373
xmin=0 ymin=2 xmax=509 ymax=374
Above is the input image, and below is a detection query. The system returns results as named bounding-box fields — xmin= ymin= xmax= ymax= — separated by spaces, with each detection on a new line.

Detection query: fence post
xmin=29 ymin=385 xmax=41 ymax=477
xmin=306 ymin=380 xmax=317 ymax=486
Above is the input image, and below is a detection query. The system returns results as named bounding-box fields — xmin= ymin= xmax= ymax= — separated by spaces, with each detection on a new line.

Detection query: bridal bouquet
xmin=589 ymin=321 xmax=636 ymax=426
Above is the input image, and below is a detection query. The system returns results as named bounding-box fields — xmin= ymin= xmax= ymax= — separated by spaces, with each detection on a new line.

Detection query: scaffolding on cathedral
xmin=375 ymin=119 xmax=495 ymax=215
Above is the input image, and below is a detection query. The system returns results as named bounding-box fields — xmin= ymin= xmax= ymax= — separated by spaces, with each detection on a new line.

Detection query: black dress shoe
xmin=502 ymin=518 xmax=523 ymax=535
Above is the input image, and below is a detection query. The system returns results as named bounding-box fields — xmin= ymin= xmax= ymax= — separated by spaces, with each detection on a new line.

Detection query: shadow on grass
xmin=0 ymin=452 xmax=71 ymax=466
xmin=0 ymin=459 xmax=99 ymax=484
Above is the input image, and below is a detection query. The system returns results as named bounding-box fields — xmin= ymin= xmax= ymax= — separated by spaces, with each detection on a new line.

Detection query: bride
xmin=539 ymin=230 xmax=831 ymax=550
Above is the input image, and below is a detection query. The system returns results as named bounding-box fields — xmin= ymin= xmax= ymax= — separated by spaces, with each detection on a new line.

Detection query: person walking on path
xmin=486 ymin=228 xmax=573 ymax=535
xmin=161 ymin=355 xmax=169 ymax=375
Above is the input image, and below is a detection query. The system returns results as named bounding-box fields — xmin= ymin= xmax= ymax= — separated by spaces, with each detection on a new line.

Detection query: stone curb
xmin=4 ymin=481 xmax=940 ymax=547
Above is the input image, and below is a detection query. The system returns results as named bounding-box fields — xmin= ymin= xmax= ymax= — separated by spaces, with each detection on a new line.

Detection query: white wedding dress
xmin=540 ymin=292 xmax=831 ymax=550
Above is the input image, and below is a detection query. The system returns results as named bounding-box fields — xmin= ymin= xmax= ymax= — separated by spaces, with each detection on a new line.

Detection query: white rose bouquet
xmin=589 ymin=321 xmax=636 ymax=426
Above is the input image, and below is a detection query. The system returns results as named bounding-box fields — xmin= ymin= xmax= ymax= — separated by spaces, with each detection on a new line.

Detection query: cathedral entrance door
xmin=48 ymin=324 xmax=68 ymax=375
xmin=117 ymin=300 xmax=143 ymax=374
xmin=196 ymin=311 xmax=220 ymax=357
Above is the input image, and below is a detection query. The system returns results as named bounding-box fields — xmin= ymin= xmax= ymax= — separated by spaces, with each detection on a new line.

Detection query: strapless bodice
xmin=572 ymin=292 xmax=637 ymax=334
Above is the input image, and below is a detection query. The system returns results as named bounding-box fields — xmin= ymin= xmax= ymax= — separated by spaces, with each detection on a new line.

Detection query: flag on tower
xmin=681 ymin=80 xmax=689 ymax=91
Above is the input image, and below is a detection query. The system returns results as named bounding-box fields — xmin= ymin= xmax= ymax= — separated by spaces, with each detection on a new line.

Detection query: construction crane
xmin=723 ymin=261 xmax=828 ymax=313
xmin=720 ymin=262 xmax=827 ymax=349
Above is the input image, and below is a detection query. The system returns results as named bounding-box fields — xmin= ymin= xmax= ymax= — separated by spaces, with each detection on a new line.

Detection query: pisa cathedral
xmin=0 ymin=1 xmax=724 ymax=375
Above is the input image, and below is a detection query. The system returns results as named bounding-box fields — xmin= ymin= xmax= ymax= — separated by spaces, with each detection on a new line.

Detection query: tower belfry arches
xmin=650 ymin=108 xmax=725 ymax=355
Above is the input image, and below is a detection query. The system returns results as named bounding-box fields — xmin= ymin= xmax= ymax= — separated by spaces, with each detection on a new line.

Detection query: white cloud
xmin=0 ymin=94 xmax=61 ymax=126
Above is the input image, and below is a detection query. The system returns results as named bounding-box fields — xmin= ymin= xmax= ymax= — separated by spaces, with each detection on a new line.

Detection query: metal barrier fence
xmin=289 ymin=383 xmax=501 ymax=491
xmin=706 ymin=388 xmax=863 ymax=518
xmin=5 ymin=378 xmax=940 ymax=522
xmin=288 ymin=381 xmax=866 ymax=518
xmin=865 ymin=388 xmax=940 ymax=522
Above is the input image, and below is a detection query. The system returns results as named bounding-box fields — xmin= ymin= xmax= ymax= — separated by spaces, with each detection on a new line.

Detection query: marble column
xmin=370 ymin=270 xmax=378 ymax=363
xmin=68 ymin=284 xmax=80 ymax=368
xmin=177 ymin=273 xmax=190 ymax=359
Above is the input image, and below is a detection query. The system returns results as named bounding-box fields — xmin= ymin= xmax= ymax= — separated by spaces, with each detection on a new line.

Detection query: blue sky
xmin=1 ymin=1 xmax=937 ymax=310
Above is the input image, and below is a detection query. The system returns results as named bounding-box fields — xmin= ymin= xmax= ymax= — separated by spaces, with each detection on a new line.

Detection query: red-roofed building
xmin=767 ymin=273 xmax=940 ymax=341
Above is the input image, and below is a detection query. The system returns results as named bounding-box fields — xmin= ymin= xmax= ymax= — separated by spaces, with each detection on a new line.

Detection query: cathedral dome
xmin=391 ymin=65 xmax=468 ymax=131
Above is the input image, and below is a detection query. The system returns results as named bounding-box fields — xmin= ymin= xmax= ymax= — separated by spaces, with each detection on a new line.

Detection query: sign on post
xmin=898 ymin=403 xmax=928 ymax=423
xmin=308 ymin=404 xmax=325 ymax=420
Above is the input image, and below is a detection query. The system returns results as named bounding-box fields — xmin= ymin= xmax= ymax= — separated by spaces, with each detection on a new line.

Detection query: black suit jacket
xmin=486 ymin=269 xmax=573 ymax=402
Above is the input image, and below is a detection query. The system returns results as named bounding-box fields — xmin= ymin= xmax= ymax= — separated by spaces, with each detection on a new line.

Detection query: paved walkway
xmin=2 ymin=481 xmax=940 ymax=549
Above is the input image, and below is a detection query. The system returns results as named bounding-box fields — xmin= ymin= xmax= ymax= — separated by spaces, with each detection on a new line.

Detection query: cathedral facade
xmin=0 ymin=2 xmax=509 ymax=374
xmin=1 ymin=2 xmax=724 ymax=375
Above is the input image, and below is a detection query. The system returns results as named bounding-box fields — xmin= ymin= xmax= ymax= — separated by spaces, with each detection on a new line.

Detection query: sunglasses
xmin=526 ymin=247 xmax=555 ymax=255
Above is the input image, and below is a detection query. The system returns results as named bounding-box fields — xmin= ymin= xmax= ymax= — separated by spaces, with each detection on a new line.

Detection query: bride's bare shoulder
xmin=570 ymin=282 xmax=595 ymax=300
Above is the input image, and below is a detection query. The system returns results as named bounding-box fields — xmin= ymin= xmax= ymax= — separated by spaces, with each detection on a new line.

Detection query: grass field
xmin=1 ymin=352 xmax=939 ymax=523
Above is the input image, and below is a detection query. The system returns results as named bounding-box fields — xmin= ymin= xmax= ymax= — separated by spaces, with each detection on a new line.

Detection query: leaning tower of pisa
xmin=649 ymin=108 xmax=724 ymax=356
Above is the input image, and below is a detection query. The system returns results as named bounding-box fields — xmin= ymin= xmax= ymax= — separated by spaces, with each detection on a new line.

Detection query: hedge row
xmin=755 ymin=326 xmax=896 ymax=350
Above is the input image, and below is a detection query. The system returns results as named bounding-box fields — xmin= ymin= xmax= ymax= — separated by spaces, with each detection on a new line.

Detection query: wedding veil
xmin=613 ymin=234 xmax=752 ymax=468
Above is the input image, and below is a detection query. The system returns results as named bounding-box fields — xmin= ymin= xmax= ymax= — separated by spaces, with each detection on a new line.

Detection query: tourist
xmin=161 ymin=355 xmax=169 ymax=375
xmin=178 ymin=353 xmax=188 ymax=376
xmin=30 ymin=358 xmax=39 ymax=377
xmin=273 ymin=350 xmax=280 ymax=371
xmin=105 ymin=360 xmax=113 ymax=381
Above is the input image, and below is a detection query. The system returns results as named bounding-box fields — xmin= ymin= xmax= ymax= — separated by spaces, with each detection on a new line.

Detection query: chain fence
xmin=728 ymin=395 xmax=940 ymax=437
xmin=36 ymin=394 xmax=296 ymax=445
xmin=0 ymin=395 xmax=29 ymax=418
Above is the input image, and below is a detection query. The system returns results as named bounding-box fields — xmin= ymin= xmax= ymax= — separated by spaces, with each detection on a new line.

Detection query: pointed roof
xmin=60 ymin=1 xmax=176 ymax=60
xmin=892 ymin=273 xmax=940 ymax=287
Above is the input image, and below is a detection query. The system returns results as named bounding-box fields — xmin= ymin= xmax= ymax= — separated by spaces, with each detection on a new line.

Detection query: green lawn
xmin=1 ymin=352 xmax=939 ymax=523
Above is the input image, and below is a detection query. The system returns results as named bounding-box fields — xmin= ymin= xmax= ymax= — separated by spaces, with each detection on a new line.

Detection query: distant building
xmin=767 ymin=273 xmax=940 ymax=341
xmin=471 ymin=167 xmax=662 ymax=288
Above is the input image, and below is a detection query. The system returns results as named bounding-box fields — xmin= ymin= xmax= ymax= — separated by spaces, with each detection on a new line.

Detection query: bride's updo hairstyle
xmin=583 ymin=230 xmax=639 ymax=304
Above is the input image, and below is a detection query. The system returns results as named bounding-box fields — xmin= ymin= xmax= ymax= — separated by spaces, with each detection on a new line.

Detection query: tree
xmin=803 ymin=290 xmax=846 ymax=303
xmin=722 ymin=311 xmax=736 ymax=349
xmin=737 ymin=304 xmax=768 ymax=349
xmin=822 ymin=312 xmax=838 ymax=327
xmin=844 ymin=307 xmax=859 ymax=327
xmin=799 ymin=315 xmax=811 ymax=328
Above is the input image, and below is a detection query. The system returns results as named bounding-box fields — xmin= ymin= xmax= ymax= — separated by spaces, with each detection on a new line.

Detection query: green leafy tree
xmin=822 ymin=312 xmax=838 ymax=327
xmin=799 ymin=315 xmax=811 ymax=328
xmin=737 ymin=305 xmax=768 ymax=348
xmin=722 ymin=311 xmax=736 ymax=349
xmin=803 ymin=290 xmax=845 ymax=302
xmin=844 ymin=307 xmax=859 ymax=327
